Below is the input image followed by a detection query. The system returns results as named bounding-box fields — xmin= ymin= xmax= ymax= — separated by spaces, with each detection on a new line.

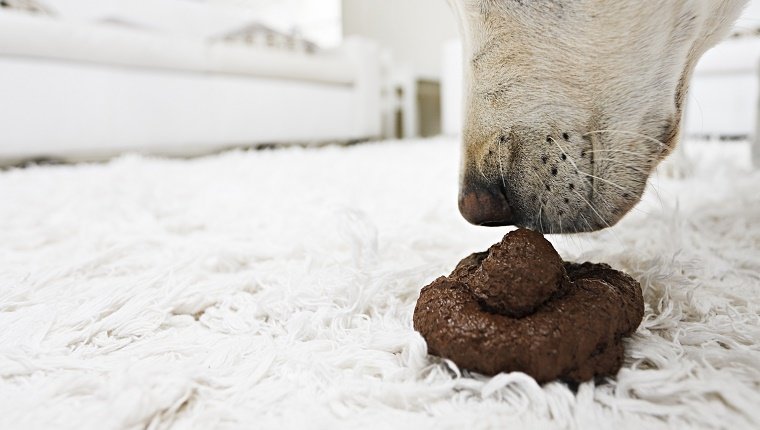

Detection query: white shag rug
xmin=0 ymin=138 xmax=759 ymax=430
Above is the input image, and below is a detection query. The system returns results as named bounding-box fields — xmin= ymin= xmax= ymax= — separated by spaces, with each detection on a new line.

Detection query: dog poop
xmin=413 ymin=229 xmax=644 ymax=383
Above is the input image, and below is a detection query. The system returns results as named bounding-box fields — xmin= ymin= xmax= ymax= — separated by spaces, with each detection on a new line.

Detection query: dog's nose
xmin=458 ymin=184 xmax=514 ymax=226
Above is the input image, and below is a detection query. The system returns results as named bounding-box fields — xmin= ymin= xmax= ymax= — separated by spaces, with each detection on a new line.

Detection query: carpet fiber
xmin=1 ymin=139 xmax=758 ymax=429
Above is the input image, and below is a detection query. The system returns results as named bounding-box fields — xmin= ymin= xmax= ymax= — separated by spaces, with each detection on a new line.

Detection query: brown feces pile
xmin=413 ymin=229 xmax=644 ymax=383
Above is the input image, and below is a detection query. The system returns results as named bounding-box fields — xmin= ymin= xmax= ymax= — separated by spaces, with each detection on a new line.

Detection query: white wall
xmin=735 ymin=0 xmax=760 ymax=32
xmin=341 ymin=0 xmax=457 ymax=79
xmin=682 ymin=1 xmax=760 ymax=138
xmin=207 ymin=0 xmax=342 ymax=47
xmin=49 ymin=0 xmax=343 ymax=47
xmin=441 ymin=39 xmax=462 ymax=136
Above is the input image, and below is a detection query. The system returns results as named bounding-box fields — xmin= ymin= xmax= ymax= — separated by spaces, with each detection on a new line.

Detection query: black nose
xmin=458 ymin=183 xmax=514 ymax=226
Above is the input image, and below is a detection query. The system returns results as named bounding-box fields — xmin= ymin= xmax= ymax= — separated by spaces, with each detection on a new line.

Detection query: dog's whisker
xmin=586 ymin=149 xmax=658 ymax=160
xmin=550 ymin=138 xmax=605 ymax=234
xmin=497 ymin=136 xmax=507 ymax=190
xmin=538 ymin=201 xmax=545 ymax=233
xmin=595 ymin=158 xmax=665 ymax=213
xmin=579 ymin=212 xmax=593 ymax=232
xmin=594 ymin=178 xmax=654 ymax=218
xmin=593 ymin=158 xmax=649 ymax=175
xmin=576 ymin=171 xmax=633 ymax=193
xmin=584 ymin=129 xmax=667 ymax=148
xmin=573 ymin=190 xmax=611 ymax=229
xmin=587 ymin=194 xmax=623 ymax=245
xmin=574 ymin=191 xmax=626 ymax=246
xmin=550 ymin=137 xmax=580 ymax=173
xmin=645 ymin=167 xmax=666 ymax=212
xmin=594 ymin=155 xmax=665 ymax=210
xmin=522 ymin=168 xmax=552 ymax=233
xmin=526 ymin=165 xmax=550 ymax=189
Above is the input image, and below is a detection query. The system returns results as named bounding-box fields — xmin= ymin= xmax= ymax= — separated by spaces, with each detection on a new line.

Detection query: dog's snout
xmin=458 ymin=183 xmax=514 ymax=227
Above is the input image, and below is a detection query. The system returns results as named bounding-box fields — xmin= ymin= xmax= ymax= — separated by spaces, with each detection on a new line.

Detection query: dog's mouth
xmin=458 ymin=122 xmax=672 ymax=235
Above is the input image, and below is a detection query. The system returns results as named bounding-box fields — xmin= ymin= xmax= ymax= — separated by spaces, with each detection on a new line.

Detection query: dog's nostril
xmin=458 ymin=186 xmax=514 ymax=227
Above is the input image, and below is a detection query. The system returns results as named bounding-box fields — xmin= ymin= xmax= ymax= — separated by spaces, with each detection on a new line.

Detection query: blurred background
xmin=0 ymin=0 xmax=759 ymax=165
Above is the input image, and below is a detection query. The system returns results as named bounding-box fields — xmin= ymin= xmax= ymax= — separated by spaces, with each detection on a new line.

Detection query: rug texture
xmin=0 ymin=139 xmax=758 ymax=430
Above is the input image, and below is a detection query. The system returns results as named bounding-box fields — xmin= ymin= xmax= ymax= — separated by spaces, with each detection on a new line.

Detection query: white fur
xmin=450 ymin=0 xmax=748 ymax=232
xmin=0 ymin=138 xmax=758 ymax=429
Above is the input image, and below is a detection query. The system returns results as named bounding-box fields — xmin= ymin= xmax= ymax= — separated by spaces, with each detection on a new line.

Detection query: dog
xmin=449 ymin=0 xmax=747 ymax=233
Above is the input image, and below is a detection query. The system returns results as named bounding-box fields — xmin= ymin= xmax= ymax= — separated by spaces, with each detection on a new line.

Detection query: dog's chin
xmin=514 ymin=201 xmax=638 ymax=234
xmin=517 ymin=218 xmax=612 ymax=235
